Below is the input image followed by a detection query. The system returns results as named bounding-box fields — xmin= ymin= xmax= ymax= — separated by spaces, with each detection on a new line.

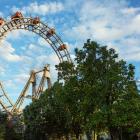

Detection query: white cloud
xmin=119 ymin=44 xmax=140 ymax=61
xmin=121 ymin=51 xmax=140 ymax=61
xmin=38 ymin=37 xmax=48 ymax=47
xmin=128 ymin=14 xmax=140 ymax=35
xmin=0 ymin=12 xmax=3 ymax=17
xmin=62 ymin=0 xmax=140 ymax=62
xmin=3 ymin=80 xmax=16 ymax=89
xmin=28 ymin=44 xmax=36 ymax=50
xmin=94 ymin=27 xmax=124 ymax=41
xmin=11 ymin=2 xmax=64 ymax=16
xmin=7 ymin=30 xmax=35 ymax=40
xmin=35 ymin=53 xmax=59 ymax=68
xmin=121 ymin=7 xmax=140 ymax=15
xmin=107 ymin=43 xmax=119 ymax=54
xmin=0 ymin=66 xmax=5 ymax=75
xmin=0 ymin=41 xmax=22 ymax=62
xmin=15 ymin=73 xmax=29 ymax=84
xmin=25 ymin=43 xmax=47 ymax=57
xmin=65 ymin=0 xmax=129 ymax=42
xmin=120 ymin=37 xmax=140 ymax=47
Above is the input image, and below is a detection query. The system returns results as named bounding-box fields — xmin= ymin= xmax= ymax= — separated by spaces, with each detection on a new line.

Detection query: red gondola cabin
xmin=46 ymin=28 xmax=55 ymax=37
xmin=58 ymin=44 xmax=67 ymax=51
xmin=32 ymin=17 xmax=40 ymax=25
xmin=11 ymin=11 xmax=23 ymax=20
xmin=0 ymin=18 xmax=4 ymax=26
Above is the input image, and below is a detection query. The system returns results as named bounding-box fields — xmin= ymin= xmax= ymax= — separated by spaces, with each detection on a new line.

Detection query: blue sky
xmin=0 ymin=0 xmax=140 ymax=107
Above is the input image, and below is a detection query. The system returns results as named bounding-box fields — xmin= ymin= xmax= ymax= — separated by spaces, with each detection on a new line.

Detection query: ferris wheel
xmin=0 ymin=11 xmax=72 ymax=116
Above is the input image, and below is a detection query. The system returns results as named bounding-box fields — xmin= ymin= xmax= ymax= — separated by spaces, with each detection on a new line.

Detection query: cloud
xmin=35 ymin=53 xmax=59 ymax=68
xmin=121 ymin=7 xmax=140 ymax=15
xmin=62 ymin=0 xmax=140 ymax=62
xmin=105 ymin=37 xmax=140 ymax=62
xmin=64 ymin=0 xmax=128 ymax=42
xmin=25 ymin=43 xmax=49 ymax=57
xmin=0 ymin=41 xmax=22 ymax=62
xmin=107 ymin=43 xmax=119 ymax=54
xmin=3 ymin=80 xmax=17 ymax=89
xmin=0 ymin=12 xmax=3 ymax=17
xmin=25 ymin=43 xmax=41 ymax=56
xmin=28 ymin=44 xmax=36 ymax=50
xmin=129 ymin=14 xmax=140 ymax=35
xmin=38 ymin=37 xmax=48 ymax=47
xmin=11 ymin=2 xmax=64 ymax=16
xmin=0 ymin=66 xmax=5 ymax=75
xmin=7 ymin=30 xmax=35 ymax=40
xmin=14 ymin=73 xmax=29 ymax=84
xmin=119 ymin=42 xmax=140 ymax=61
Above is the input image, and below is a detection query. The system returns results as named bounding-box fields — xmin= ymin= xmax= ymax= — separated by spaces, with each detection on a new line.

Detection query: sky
xmin=0 ymin=0 xmax=140 ymax=107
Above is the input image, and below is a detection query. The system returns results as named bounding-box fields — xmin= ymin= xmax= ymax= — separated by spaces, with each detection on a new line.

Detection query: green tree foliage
xmin=24 ymin=82 xmax=72 ymax=140
xmin=0 ymin=112 xmax=22 ymax=140
xmin=0 ymin=112 xmax=7 ymax=140
xmin=24 ymin=39 xmax=140 ymax=140
xmin=56 ymin=39 xmax=140 ymax=139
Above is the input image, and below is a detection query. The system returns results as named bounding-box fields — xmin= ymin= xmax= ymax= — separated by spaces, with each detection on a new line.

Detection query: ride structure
xmin=0 ymin=12 xmax=72 ymax=116
xmin=0 ymin=64 xmax=51 ymax=115
xmin=0 ymin=11 xmax=72 ymax=62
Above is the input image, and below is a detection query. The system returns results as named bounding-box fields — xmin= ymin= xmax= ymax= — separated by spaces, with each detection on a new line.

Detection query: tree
xmin=0 ymin=111 xmax=23 ymax=140
xmin=24 ymin=39 xmax=140 ymax=140
xmin=24 ymin=82 xmax=72 ymax=140
xmin=0 ymin=112 xmax=7 ymax=140
xmin=56 ymin=39 xmax=140 ymax=140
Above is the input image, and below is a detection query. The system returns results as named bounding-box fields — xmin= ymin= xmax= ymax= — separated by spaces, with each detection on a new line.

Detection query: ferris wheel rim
xmin=0 ymin=16 xmax=72 ymax=115
xmin=0 ymin=17 xmax=72 ymax=63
